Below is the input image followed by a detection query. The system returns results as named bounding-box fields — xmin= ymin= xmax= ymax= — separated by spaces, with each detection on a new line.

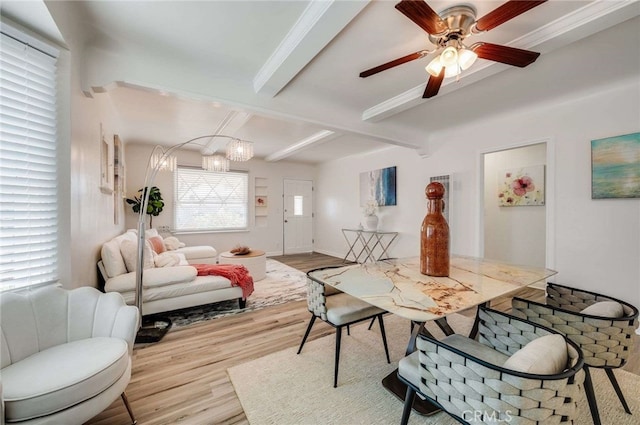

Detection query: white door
xmin=283 ymin=179 xmax=313 ymax=254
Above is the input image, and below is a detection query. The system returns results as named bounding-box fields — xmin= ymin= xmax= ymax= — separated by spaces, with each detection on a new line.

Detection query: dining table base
xmin=381 ymin=370 xmax=441 ymax=416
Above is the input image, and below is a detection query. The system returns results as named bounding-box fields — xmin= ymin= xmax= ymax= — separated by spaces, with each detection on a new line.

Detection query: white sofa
xmin=0 ymin=286 xmax=139 ymax=425
xmin=98 ymin=229 xmax=245 ymax=316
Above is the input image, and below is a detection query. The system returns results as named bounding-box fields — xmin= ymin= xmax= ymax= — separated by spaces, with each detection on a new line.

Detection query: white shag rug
xmin=228 ymin=313 xmax=640 ymax=425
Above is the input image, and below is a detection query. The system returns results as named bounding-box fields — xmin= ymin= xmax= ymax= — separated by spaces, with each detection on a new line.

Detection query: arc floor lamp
xmin=134 ymin=134 xmax=254 ymax=316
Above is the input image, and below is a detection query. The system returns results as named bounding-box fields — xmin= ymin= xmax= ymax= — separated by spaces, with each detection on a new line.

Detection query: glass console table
xmin=341 ymin=228 xmax=398 ymax=263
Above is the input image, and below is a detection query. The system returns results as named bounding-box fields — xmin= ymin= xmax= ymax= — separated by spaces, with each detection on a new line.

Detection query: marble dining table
xmin=307 ymin=255 xmax=557 ymax=323
xmin=307 ymin=255 xmax=558 ymax=416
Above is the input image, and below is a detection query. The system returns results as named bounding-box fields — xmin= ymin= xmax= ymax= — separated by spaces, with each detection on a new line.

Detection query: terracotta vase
xmin=420 ymin=182 xmax=450 ymax=276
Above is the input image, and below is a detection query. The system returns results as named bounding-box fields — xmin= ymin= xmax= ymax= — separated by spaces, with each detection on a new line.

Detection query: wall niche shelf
xmin=255 ymin=177 xmax=268 ymax=227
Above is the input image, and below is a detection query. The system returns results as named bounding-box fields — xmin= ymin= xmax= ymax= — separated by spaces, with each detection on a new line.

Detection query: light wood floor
xmin=88 ymin=253 xmax=639 ymax=425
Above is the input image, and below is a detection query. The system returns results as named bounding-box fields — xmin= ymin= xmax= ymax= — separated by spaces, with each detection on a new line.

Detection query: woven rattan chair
xmin=298 ymin=268 xmax=390 ymax=387
xmin=398 ymin=306 xmax=585 ymax=425
xmin=512 ymin=282 xmax=639 ymax=425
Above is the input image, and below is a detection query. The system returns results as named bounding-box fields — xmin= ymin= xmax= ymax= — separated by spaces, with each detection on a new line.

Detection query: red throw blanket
xmin=193 ymin=264 xmax=254 ymax=299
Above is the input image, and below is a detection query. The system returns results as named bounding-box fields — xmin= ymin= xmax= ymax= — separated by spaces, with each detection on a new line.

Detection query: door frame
xmin=282 ymin=178 xmax=314 ymax=255
xmin=476 ymin=137 xmax=556 ymax=270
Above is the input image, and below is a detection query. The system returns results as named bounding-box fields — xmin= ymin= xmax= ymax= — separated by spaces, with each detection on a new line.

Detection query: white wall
xmin=483 ymin=144 xmax=546 ymax=267
xmin=124 ymin=144 xmax=316 ymax=256
xmin=315 ymin=78 xmax=640 ymax=308
xmin=46 ymin=2 xmax=127 ymax=289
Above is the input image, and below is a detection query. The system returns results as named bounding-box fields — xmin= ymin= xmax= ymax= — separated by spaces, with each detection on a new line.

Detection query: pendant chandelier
xmin=226 ymin=138 xmax=254 ymax=162
xmin=202 ymin=154 xmax=229 ymax=172
xmin=150 ymin=151 xmax=177 ymax=172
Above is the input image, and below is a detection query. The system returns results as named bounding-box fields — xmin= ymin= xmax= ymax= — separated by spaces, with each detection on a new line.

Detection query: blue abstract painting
xmin=360 ymin=166 xmax=397 ymax=206
xmin=591 ymin=132 xmax=640 ymax=199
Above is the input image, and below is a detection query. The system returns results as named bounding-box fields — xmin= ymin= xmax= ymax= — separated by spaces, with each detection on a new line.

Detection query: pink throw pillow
xmin=148 ymin=236 xmax=166 ymax=254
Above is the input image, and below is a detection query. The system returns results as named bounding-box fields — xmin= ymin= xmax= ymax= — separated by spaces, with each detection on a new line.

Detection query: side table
xmin=218 ymin=249 xmax=267 ymax=281
xmin=341 ymin=228 xmax=398 ymax=263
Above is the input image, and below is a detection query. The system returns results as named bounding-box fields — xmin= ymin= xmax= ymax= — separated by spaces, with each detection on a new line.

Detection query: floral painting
xmin=591 ymin=132 xmax=640 ymax=199
xmin=498 ymin=165 xmax=545 ymax=206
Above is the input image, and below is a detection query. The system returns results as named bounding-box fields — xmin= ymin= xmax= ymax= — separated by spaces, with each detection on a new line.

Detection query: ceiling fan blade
xmin=472 ymin=43 xmax=540 ymax=67
xmin=422 ymin=68 xmax=445 ymax=98
xmin=475 ymin=0 xmax=547 ymax=32
xmin=395 ymin=0 xmax=447 ymax=35
xmin=359 ymin=51 xmax=426 ymax=78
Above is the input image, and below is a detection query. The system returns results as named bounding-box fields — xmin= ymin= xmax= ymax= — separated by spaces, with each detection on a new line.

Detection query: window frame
xmin=173 ymin=166 xmax=249 ymax=232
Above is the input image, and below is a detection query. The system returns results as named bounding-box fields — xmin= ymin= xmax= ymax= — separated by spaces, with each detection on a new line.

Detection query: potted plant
xmin=126 ymin=186 xmax=164 ymax=228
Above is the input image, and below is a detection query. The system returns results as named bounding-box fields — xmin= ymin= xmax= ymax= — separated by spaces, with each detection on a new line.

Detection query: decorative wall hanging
xmin=255 ymin=196 xmax=267 ymax=207
xmin=113 ymin=134 xmax=125 ymax=224
xmin=359 ymin=166 xmax=397 ymax=207
xmin=591 ymin=132 xmax=640 ymax=199
xmin=498 ymin=165 xmax=545 ymax=206
xmin=99 ymin=123 xmax=114 ymax=194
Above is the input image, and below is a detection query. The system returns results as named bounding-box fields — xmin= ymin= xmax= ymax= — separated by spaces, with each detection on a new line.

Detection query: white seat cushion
xmin=1 ymin=337 xmax=129 ymax=422
xmin=105 ymin=266 xmax=197 ymax=293
xmin=580 ymin=301 xmax=624 ymax=318
xmin=503 ymin=334 xmax=568 ymax=375
xmin=325 ymin=293 xmax=384 ymax=326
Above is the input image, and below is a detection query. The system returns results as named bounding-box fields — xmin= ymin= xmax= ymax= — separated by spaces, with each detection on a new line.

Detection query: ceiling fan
xmin=360 ymin=0 xmax=547 ymax=98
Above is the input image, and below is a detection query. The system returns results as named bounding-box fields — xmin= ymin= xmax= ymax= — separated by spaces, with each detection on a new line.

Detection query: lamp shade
xmin=226 ymin=139 xmax=254 ymax=162
xmin=425 ymin=56 xmax=443 ymax=77
xmin=202 ymin=154 xmax=229 ymax=172
xmin=150 ymin=152 xmax=177 ymax=172
xmin=458 ymin=48 xmax=478 ymax=70
xmin=439 ymin=46 xmax=458 ymax=67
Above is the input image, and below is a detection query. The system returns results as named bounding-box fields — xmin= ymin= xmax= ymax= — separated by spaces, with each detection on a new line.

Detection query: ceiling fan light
xmin=425 ymin=57 xmax=443 ymax=77
xmin=439 ymin=46 xmax=458 ymax=67
xmin=444 ymin=65 xmax=461 ymax=78
xmin=458 ymin=48 xmax=478 ymax=70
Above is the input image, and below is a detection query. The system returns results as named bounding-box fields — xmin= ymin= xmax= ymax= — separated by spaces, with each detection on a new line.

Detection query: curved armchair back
xmin=416 ymin=307 xmax=585 ymax=424
xmin=513 ymin=282 xmax=639 ymax=368
xmin=0 ymin=286 xmax=139 ymax=368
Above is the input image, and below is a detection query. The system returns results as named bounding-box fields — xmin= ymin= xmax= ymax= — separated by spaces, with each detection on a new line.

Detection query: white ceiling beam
xmin=201 ymin=110 xmax=252 ymax=154
xmin=265 ymin=130 xmax=336 ymax=162
xmin=362 ymin=0 xmax=638 ymax=122
xmin=253 ymin=0 xmax=369 ymax=97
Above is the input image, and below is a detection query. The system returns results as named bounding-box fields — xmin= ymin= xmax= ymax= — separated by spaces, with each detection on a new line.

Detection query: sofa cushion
xmin=100 ymin=231 xmax=137 ymax=278
xmin=105 ymin=266 xmax=198 ymax=293
xmin=120 ymin=239 xmax=155 ymax=272
xmin=164 ymin=236 xmax=186 ymax=251
xmin=177 ymin=245 xmax=217 ymax=261
xmin=148 ymin=235 xmax=166 ymax=254
xmin=154 ymin=251 xmax=182 ymax=267
xmin=1 ymin=337 xmax=129 ymax=422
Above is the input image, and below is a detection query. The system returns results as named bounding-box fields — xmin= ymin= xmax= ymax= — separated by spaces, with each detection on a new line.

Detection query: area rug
xmin=143 ymin=258 xmax=307 ymax=329
xmin=228 ymin=313 xmax=640 ymax=425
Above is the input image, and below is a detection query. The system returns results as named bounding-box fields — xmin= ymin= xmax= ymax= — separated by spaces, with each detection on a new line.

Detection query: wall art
xmin=99 ymin=123 xmax=114 ymax=194
xmin=498 ymin=165 xmax=545 ymax=206
xmin=591 ymin=132 xmax=640 ymax=199
xmin=359 ymin=166 xmax=397 ymax=207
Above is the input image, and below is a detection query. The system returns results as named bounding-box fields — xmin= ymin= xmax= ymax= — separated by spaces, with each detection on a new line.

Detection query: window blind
xmin=174 ymin=167 xmax=248 ymax=232
xmin=0 ymin=32 xmax=59 ymax=291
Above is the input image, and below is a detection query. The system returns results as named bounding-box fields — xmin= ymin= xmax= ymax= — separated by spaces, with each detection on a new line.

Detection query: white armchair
xmin=0 ymin=286 xmax=140 ymax=425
